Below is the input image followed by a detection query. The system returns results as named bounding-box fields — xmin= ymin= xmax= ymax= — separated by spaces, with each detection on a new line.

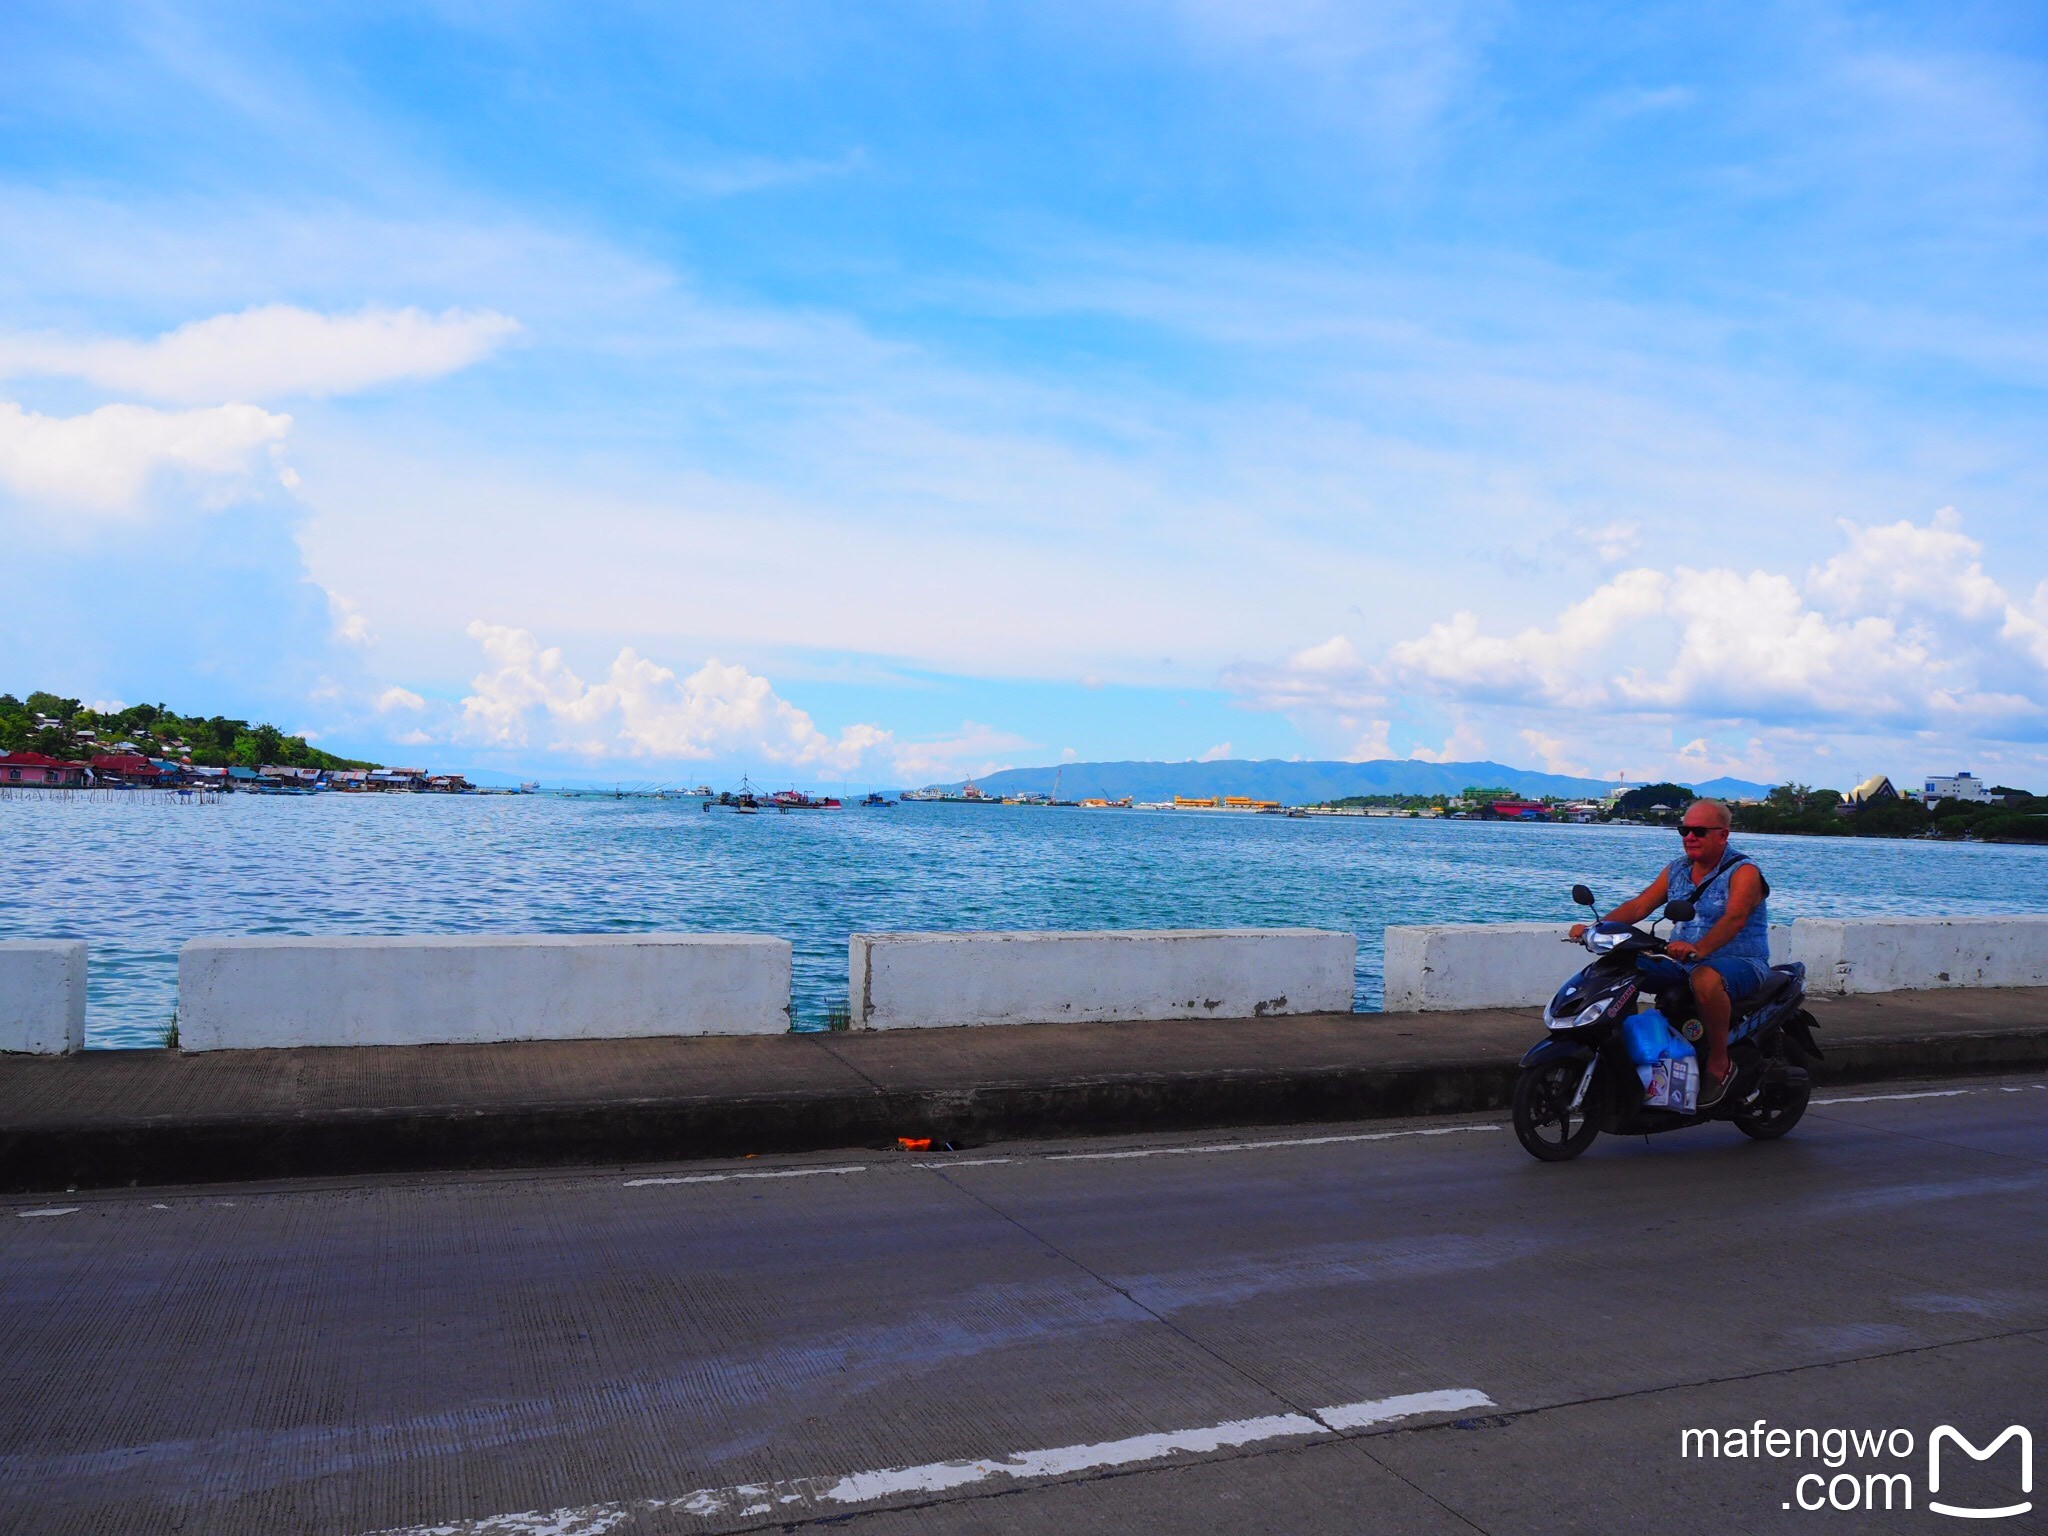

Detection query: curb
xmin=5 ymin=1028 xmax=2045 ymax=1193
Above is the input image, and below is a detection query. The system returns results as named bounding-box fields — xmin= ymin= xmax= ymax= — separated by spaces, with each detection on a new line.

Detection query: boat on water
xmin=862 ymin=792 xmax=895 ymax=807
xmin=707 ymin=776 xmax=765 ymax=812
xmin=771 ymin=788 xmax=843 ymax=811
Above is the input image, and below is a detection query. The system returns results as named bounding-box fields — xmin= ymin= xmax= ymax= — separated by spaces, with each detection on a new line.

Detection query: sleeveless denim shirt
xmin=1663 ymin=846 xmax=1770 ymax=964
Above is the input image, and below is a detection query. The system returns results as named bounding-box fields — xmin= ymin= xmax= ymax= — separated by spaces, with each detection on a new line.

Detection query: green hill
xmin=0 ymin=691 xmax=377 ymax=772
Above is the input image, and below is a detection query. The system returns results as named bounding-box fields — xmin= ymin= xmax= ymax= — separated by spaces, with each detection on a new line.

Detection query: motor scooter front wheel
xmin=1512 ymin=1059 xmax=1601 ymax=1162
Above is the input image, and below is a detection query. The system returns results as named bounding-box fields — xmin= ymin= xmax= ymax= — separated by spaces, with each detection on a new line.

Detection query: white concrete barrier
xmin=1383 ymin=923 xmax=1584 ymax=1013
xmin=177 ymin=934 xmax=792 ymax=1050
xmin=1383 ymin=915 xmax=2048 ymax=1009
xmin=849 ymin=929 xmax=1356 ymax=1030
xmin=0 ymin=940 xmax=87 ymax=1054
xmin=1789 ymin=916 xmax=2048 ymax=996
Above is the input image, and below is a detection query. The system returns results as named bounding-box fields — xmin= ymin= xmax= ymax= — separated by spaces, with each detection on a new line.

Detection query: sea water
xmin=3 ymin=792 xmax=2041 ymax=1047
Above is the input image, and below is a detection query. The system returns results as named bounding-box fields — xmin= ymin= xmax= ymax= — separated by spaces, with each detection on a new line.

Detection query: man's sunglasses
xmin=1678 ymin=824 xmax=1725 ymax=838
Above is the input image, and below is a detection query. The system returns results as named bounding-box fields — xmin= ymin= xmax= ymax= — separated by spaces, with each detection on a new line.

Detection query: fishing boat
xmin=862 ymin=792 xmax=895 ymax=807
xmin=771 ymin=788 xmax=843 ymax=811
xmin=708 ymin=776 xmax=765 ymax=812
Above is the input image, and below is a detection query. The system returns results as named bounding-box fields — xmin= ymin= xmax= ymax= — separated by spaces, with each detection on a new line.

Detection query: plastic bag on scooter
xmin=1625 ymin=1008 xmax=1700 ymax=1113
xmin=1622 ymin=1009 xmax=1693 ymax=1065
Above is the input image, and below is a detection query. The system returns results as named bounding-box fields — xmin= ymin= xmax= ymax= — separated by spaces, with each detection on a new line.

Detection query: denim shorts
xmin=1690 ymin=954 xmax=1773 ymax=1004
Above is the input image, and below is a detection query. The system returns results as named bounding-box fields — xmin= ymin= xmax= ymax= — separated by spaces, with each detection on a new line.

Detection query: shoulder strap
xmin=1691 ymin=850 xmax=1769 ymax=903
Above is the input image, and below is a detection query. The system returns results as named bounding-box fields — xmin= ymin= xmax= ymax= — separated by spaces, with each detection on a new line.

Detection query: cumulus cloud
xmin=455 ymin=622 xmax=890 ymax=771
xmin=1808 ymin=506 xmax=2005 ymax=621
xmin=1197 ymin=741 xmax=1233 ymax=761
xmin=326 ymin=590 xmax=374 ymax=646
xmin=889 ymin=721 xmax=1038 ymax=783
xmin=376 ymin=686 xmax=426 ymax=713
xmin=1408 ymin=716 xmax=1489 ymax=763
xmin=1520 ymin=729 xmax=1589 ymax=778
xmin=0 ymin=399 xmax=291 ymax=515
xmin=1232 ymin=510 xmax=2048 ymax=744
xmin=1220 ymin=633 xmax=1384 ymax=713
xmin=0 ymin=305 xmax=521 ymax=404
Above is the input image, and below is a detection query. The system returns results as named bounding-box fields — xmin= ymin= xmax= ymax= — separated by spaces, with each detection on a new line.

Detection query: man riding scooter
xmin=1568 ymin=799 xmax=1770 ymax=1107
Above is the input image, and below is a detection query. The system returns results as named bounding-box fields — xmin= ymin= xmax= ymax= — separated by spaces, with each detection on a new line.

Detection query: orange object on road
xmin=896 ymin=1137 xmax=933 ymax=1151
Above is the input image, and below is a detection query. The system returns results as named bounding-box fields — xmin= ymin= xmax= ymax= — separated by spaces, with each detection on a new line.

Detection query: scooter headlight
xmin=1547 ymin=992 xmax=1623 ymax=1031
xmin=1586 ymin=928 xmax=1629 ymax=954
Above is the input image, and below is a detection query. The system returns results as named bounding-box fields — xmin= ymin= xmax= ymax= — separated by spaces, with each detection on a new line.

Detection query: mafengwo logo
xmin=1929 ymin=1426 xmax=2032 ymax=1520
xmin=1680 ymin=1421 xmax=2033 ymax=1516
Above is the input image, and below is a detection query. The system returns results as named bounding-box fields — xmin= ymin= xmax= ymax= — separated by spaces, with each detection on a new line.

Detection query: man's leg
xmin=1691 ymin=964 xmax=1732 ymax=1084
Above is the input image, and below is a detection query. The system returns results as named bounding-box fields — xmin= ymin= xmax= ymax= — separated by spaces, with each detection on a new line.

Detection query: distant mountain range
xmin=926 ymin=759 xmax=1773 ymax=803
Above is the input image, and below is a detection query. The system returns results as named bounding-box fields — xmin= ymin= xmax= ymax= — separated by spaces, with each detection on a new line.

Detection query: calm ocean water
xmin=5 ymin=792 xmax=2043 ymax=1048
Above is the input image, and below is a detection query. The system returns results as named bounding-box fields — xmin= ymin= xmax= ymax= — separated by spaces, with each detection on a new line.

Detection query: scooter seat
xmin=1735 ymin=962 xmax=1803 ymax=1021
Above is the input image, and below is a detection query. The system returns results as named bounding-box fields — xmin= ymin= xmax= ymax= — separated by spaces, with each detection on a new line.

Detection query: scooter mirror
xmin=1571 ymin=884 xmax=1596 ymax=908
xmin=1665 ymin=898 xmax=1696 ymax=923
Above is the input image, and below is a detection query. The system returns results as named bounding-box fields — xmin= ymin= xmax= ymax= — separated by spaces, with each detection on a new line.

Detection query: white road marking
xmin=623 ymin=1165 xmax=867 ymax=1188
xmin=362 ymin=1388 xmax=1494 ymax=1535
xmin=16 ymin=1207 xmax=79 ymax=1219
xmin=615 ymin=1080 xmax=2039 ymax=1192
xmin=1045 ymin=1124 xmax=1503 ymax=1162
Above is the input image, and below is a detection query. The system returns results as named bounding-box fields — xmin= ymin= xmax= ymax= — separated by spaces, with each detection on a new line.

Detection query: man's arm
xmin=1667 ymin=865 xmax=1763 ymax=961
xmin=1571 ymin=870 xmax=1670 ymax=939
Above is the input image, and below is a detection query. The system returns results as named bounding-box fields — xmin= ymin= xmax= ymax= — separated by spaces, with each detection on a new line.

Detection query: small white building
xmin=1923 ymin=771 xmax=1995 ymax=805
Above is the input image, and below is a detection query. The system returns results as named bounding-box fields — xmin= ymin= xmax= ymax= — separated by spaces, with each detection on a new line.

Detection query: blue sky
xmin=4 ymin=1 xmax=2045 ymax=789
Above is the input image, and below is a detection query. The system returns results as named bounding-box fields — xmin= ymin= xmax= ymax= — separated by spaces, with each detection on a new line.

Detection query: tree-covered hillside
xmin=1 ymin=691 xmax=377 ymax=771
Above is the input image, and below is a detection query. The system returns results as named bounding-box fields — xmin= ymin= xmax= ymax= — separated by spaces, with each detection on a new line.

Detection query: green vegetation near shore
xmin=1731 ymin=784 xmax=2048 ymax=843
xmin=1 ymin=691 xmax=377 ymax=771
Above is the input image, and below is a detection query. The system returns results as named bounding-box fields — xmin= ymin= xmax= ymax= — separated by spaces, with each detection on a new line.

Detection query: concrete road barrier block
xmin=1788 ymin=916 xmax=2048 ymax=995
xmin=849 ymin=929 xmax=1356 ymax=1029
xmin=1383 ymin=923 xmax=1586 ymax=1012
xmin=0 ymin=940 xmax=88 ymax=1054
xmin=178 ymin=933 xmax=792 ymax=1050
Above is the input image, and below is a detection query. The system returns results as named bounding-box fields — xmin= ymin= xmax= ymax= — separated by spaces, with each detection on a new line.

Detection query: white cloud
xmin=327 ymin=591 xmax=374 ymax=647
xmin=1220 ymin=634 xmax=1384 ymax=713
xmin=1347 ymin=719 xmax=1393 ymax=759
xmin=1808 ymin=506 xmax=2005 ymax=621
xmin=0 ymin=305 xmax=521 ymax=404
xmin=1409 ymin=715 xmax=1488 ymax=763
xmin=454 ymin=622 xmax=890 ymax=771
xmin=1592 ymin=520 xmax=1640 ymax=563
xmin=1519 ymin=729 xmax=1589 ymax=778
xmin=1197 ymin=741 xmax=1233 ymax=761
xmin=376 ymin=686 xmax=426 ymax=713
xmin=1391 ymin=567 xmax=1669 ymax=707
xmin=889 ymin=721 xmax=1038 ymax=783
xmin=0 ymin=399 xmax=291 ymax=515
xmin=1230 ymin=509 xmax=2048 ymax=748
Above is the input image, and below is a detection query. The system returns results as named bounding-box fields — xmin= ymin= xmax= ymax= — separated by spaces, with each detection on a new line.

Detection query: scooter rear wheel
xmin=1733 ymin=1081 xmax=1810 ymax=1140
xmin=1512 ymin=1060 xmax=1601 ymax=1162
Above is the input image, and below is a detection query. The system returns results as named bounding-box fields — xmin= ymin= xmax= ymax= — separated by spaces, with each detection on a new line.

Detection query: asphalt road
xmin=4 ymin=1074 xmax=2045 ymax=1535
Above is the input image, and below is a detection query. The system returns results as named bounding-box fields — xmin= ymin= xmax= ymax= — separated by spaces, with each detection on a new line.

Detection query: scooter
xmin=1510 ymin=884 xmax=1823 ymax=1162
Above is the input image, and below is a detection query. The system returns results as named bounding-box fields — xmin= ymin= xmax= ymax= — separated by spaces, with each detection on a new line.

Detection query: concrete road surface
xmin=4 ymin=1073 xmax=2045 ymax=1535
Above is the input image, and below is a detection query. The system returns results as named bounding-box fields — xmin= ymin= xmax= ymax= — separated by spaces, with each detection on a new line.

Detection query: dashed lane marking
xmin=1043 ymin=1124 xmax=1504 ymax=1162
xmin=15 ymin=1207 xmax=79 ymax=1219
xmin=622 ymin=1166 xmax=867 ymax=1188
xmin=362 ymin=1388 xmax=1494 ymax=1534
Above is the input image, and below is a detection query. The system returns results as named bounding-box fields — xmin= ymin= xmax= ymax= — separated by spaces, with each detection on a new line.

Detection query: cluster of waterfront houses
xmin=0 ymin=749 xmax=472 ymax=794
